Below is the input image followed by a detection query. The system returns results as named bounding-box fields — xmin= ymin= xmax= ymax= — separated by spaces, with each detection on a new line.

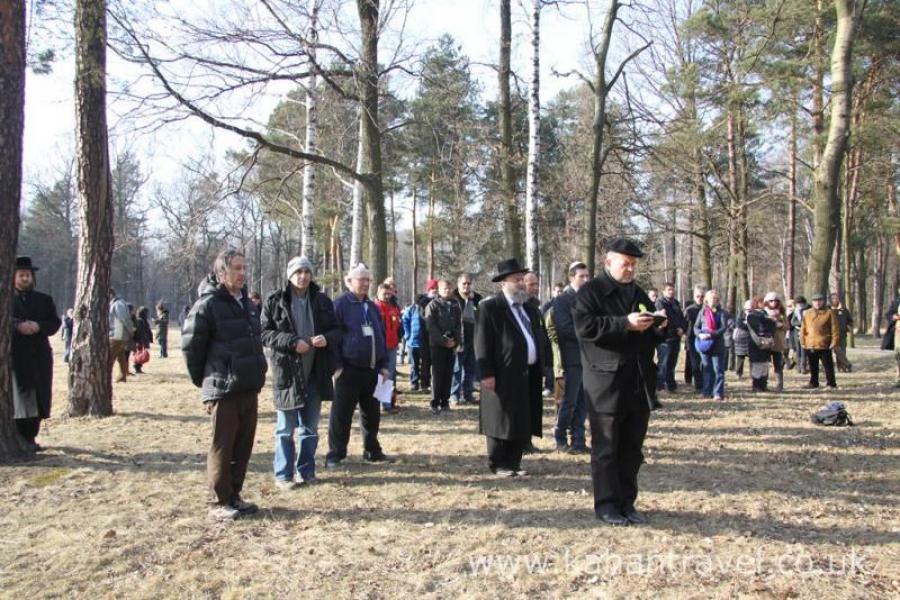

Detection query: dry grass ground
xmin=1 ymin=331 xmax=898 ymax=599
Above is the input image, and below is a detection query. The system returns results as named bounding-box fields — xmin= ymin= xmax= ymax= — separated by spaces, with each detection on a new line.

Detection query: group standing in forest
xmin=8 ymin=236 xmax=890 ymax=525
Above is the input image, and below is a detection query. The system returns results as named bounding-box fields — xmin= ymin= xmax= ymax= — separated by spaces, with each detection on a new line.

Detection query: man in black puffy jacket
xmin=261 ymin=256 xmax=341 ymax=489
xmin=182 ymin=249 xmax=268 ymax=521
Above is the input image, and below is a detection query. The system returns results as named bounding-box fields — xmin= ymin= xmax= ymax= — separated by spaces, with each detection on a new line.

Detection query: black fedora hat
xmin=15 ymin=256 xmax=39 ymax=272
xmin=492 ymin=258 xmax=529 ymax=283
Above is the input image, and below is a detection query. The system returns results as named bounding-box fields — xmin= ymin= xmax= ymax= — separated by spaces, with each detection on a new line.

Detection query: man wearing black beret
xmin=572 ymin=239 xmax=666 ymax=525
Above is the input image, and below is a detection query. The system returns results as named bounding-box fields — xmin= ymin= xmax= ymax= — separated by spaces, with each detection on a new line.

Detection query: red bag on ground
xmin=134 ymin=346 xmax=150 ymax=365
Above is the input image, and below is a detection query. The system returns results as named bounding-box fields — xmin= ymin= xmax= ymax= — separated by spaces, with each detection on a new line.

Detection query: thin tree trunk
xmin=68 ymin=0 xmax=115 ymax=417
xmin=787 ymin=107 xmax=798 ymax=299
xmin=805 ymin=0 xmax=862 ymax=297
xmin=498 ymin=0 xmax=522 ymax=261
xmin=411 ymin=186 xmax=418 ymax=300
xmin=856 ymin=246 xmax=867 ymax=333
xmin=524 ymin=0 xmax=541 ymax=272
xmin=300 ymin=0 xmax=320 ymax=259
xmin=427 ymin=188 xmax=435 ymax=280
xmin=726 ymin=110 xmax=740 ymax=310
xmin=0 ymin=0 xmax=32 ymax=458
xmin=870 ymin=237 xmax=885 ymax=336
xmin=350 ymin=111 xmax=364 ymax=267
xmin=583 ymin=0 xmax=620 ymax=276
xmin=389 ymin=190 xmax=396 ymax=276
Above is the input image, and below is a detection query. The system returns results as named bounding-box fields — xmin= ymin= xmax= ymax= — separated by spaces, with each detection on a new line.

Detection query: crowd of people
xmin=7 ymin=244 xmax=887 ymax=526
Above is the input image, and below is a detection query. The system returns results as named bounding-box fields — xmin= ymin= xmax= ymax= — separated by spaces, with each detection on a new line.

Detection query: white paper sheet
xmin=373 ymin=374 xmax=394 ymax=407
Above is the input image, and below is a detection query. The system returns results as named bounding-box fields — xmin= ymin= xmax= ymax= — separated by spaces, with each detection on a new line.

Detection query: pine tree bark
xmin=524 ymin=0 xmax=541 ymax=272
xmin=498 ymin=0 xmax=522 ymax=261
xmin=356 ymin=0 xmax=387 ymax=282
xmin=68 ymin=0 xmax=115 ymax=417
xmin=0 ymin=0 xmax=32 ymax=459
xmin=805 ymin=0 xmax=862 ymax=297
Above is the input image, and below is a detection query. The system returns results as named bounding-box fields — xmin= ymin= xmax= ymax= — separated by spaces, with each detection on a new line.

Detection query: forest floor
xmin=1 ymin=332 xmax=898 ymax=599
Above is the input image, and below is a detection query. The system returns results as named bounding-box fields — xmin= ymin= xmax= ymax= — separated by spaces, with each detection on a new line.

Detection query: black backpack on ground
xmin=810 ymin=402 xmax=854 ymax=426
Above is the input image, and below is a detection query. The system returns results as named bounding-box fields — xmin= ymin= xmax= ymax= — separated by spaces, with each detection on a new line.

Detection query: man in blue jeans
xmin=546 ymin=261 xmax=591 ymax=454
xmin=450 ymin=274 xmax=482 ymax=404
xmin=261 ymin=256 xmax=341 ymax=489
xmin=655 ymin=282 xmax=685 ymax=392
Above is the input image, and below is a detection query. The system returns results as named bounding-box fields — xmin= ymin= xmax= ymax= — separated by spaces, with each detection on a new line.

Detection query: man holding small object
xmin=573 ymin=239 xmax=666 ymax=526
xmin=261 ymin=256 xmax=340 ymax=489
xmin=325 ymin=263 xmax=392 ymax=468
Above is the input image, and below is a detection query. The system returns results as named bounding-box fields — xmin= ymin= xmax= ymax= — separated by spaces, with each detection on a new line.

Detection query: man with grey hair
xmin=573 ymin=239 xmax=667 ymax=526
xmin=262 ymin=256 xmax=341 ymax=489
xmin=325 ymin=263 xmax=392 ymax=468
xmin=475 ymin=259 xmax=548 ymax=477
xmin=183 ymin=249 xmax=268 ymax=520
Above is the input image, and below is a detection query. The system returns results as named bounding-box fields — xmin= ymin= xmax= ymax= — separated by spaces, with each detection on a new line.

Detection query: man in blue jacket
xmin=325 ymin=263 xmax=392 ymax=468
xmin=401 ymin=302 xmax=423 ymax=390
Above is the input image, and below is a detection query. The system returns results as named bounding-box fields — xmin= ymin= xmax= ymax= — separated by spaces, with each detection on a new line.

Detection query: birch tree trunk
xmin=0 ymin=0 xmax=32 ymax=458
xmin=68 ymin=0 xmax=115 ymax=417
xmin=300 ymin=0 xmax=320 ymax=259
xmin=787 ymin=107 xmax=798 ymax=299
xmin=805 ymin=0 xmax=863 ymax=296
xmin=524 ymin=0 xmax=541 ymax=272
xmin=410 ymin=186 xmax=418 ymax=300
xmin=498 ymin=0 xmax=522 ymax=261
xmin=350 ymin=111 xmax=364 ymax=267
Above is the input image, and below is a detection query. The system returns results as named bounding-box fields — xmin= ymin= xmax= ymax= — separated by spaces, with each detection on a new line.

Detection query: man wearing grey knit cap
xmin=261 ymin=256 xmax=341 ymax=489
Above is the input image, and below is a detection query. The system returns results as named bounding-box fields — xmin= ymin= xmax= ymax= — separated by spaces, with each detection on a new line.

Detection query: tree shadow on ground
xmin=256 ymin=504 xmax=898 ymax=547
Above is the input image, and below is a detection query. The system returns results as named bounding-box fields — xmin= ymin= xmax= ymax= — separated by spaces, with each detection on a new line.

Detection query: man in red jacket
xmin=375 ymin=282 xmax=402 ymax=413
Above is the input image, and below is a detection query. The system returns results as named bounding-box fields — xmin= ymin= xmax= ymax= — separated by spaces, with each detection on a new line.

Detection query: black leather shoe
xmin=623 ymin=508 xmax=648 ymax=525
xmin=363 ymin=451 xmax=393 ymax=463
xmin=567 ymin=445 xmax=590 ymax=455
xmin=596 ymin=511 xmax=629 ymax=526
xmin=324 ymin=456 xmax=345 ymax=469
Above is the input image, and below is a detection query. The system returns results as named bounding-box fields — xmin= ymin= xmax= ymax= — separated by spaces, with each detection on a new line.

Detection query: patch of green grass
xmin=28 ymin=468 xmax=69 ymax=488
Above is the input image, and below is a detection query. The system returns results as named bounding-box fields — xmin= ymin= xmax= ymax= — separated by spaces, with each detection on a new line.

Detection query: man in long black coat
xmin=475 ymin=258 xmax=549 ymax=477
xmin=11 ymin=257 xmax=61 ymax=451
xmin=573 ymin=240 xmax=666 ymax=526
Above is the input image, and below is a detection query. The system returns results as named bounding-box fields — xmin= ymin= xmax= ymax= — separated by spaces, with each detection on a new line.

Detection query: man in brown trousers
xmin=183 ymin=249 xmax=268 ymax=520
